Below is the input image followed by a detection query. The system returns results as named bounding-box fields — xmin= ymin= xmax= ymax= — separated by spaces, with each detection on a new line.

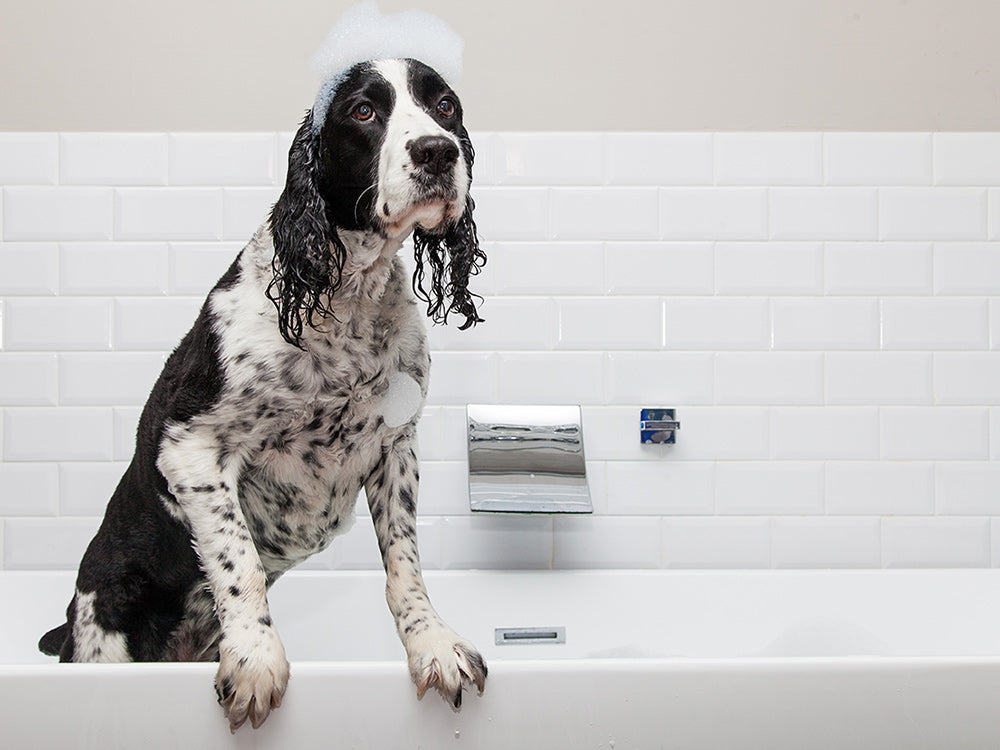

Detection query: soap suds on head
xmin=310 ymin=1 xmax=464 ymax=131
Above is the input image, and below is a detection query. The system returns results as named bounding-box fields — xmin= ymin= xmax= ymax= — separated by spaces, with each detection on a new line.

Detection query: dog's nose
xmin=407 ymin=136 xmax=459 ymax=176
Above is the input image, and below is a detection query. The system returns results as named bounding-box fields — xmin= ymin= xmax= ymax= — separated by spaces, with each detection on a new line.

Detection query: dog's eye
xmin=352 ymin=103 xmax=375 ymax=122
xmin=436 ymin=98 xmax=456 ymax=118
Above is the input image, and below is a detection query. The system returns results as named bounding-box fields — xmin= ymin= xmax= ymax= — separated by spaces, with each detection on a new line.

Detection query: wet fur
xmin=39 ymin=58 xmax=487 ymax=731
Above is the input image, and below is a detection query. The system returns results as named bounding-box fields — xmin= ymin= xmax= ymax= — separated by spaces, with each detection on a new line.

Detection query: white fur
xmin=374 ymin=59 xmax=469 ymax=238
xmin=71 ymin=589 xmax=130 ymax=663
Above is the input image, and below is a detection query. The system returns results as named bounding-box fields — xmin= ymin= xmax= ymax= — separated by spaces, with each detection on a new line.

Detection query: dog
xmin=38 ymin=56 xmax=488 ymax=732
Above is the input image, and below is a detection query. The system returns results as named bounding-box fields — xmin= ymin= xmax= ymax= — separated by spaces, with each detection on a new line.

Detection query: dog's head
xmin=268 ymin=58 xmax=484 ymax=348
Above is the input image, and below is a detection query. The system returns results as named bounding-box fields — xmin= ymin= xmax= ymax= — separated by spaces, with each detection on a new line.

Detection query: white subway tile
xmin=468 ymin=132 xmax=496 ymax=186
xmin=664 ymin=298 xmax=770 ymax=350
xmin=3 ymin=187 xmax=113 ymax=241
xmin=0 ymin=354 xmax=58 ymax=406
xmin=414 ymin=518 xmax=442 ymax=571
xmin=168 ymin=133 xmax=276 ymax=185
xmin=666 ymin=407 xmax=771 ymax=462
xmin=771 ymin=518 xmax=881 ymax=568
xmin=0 ymin=134 xmax=57 ymax=184
xmin=663 ymin=517 xmax=771 ymax=569
xmin=59 ymin=243 xmax=168 ymax=295
xmin=881 ymin=407 xmax=989 ymax=460
xmin=551 ymin=188 xmax=659 ymax=241
xmin=935 ymin=353 xmax=1000 ymax=405
xmin=934 ymin=243 xmax=1000 ymax=295
xmin=770 ymin=188 xmax=878 ymax=240
xmin=879 ymin=188 xmax=988 ymax=241
xmin=58 ymin=353 xmax=164 ymax=406
xmin=825 ymin=353 xmax=933 ymax=405
xmin=771 ymin=407 xmax=880 ymax=460
xmin=222 ymin=187 xmax=280 ymax=240
xmin=329 ymin=503 xmax=381 ymax=570
xmin=715 ymin=353 xmax=824 ymax=406
xmin=0 ymin=464 xmax=58 ymax=515
xmin=492 ymin=242 xmax=604 ymax=295
xmin=991 ymin=189 xmax=1000 ymax=240
xmin=59 ymin=462 xmax=129 ymax=516
xmin=0 ymin=244 xmax=59 ymax=295
xmin=113 ymin=298 xmax=201 ymax=350
xmin=426 ymin=297 xmax=553 ymax=351
xmin=772 ymin=298 xmax=880 ymax=350
xmin=660 ymin=188 xmax=768 ymax=241
xmin=469 ymin=187 xmax=549 ymax=241
xmin=936 ymin=463 xmax=1000 ymax=515
xmin=496 ymin=133 xmax=603 ymax=185
xmin=715 ymin=242 xmax=823 ymax=295
xmin=554 ymin=516 xmax=661 ymax=569
xmin=557 ymin=298 xmax=660 ymax=350
xmin=443 ymin=515 xmax=552 ymax=570
xmin=824 ymin=133 xmax=932 ymax=185
xmin=4 ymin=298 xmax=111 ymax=351
xmin=715 ymin=133 xmax=822 ymax=185
xmin=582 ymin=407 xmax=661 ymax=461
xmin=60 ymin=133 xmax=168 ymax=186
xmin=824 ymin=242 xmax=932 ymax=295
xmin=882 ymin=298 xmax=989 ymax=351
xmin=934 ymin=133 xmax=1000 ymax=186
xmin=115 ymin=188 xmax=223 ymax=241
xmin=496 ymin=353 xmax=604 ymax=404
xmin=994 ymin=300 xmax=1000 ymax=351
xmin=605 ymin=242 xmax=714 ymax=295
xmin=605 ymin=133 xmax=713 ymax=186
xmin=606 ymin=352 xmax=714 ymax=405
xmin=3 ymin=407 xmax=113 ymax=461
xmin=425 ymin=352 xmax=496 ymax=406
xmin=113 ymin=407 xmax=141 ymax=460
xmin=715 ymin=462 xmax=825 ymax=515
xmin=882 ymin=517 xmax=990 ymax=568
xmin=994 ymin=409 xmax=1000 ymax=460
xmin=605 ymin=461 xmax=714 ymax=515
xmin=414 ymin=407 xmax=467 ymax=461
xmin=826 ymin=462 xmax=935 ymax=515
xmin=274 ymin=131 xmax=296 ymax=189
xmin=413 ymin=461 xmax=468 ymax=516
xmin=168 ymin=243 xmax=242 ymax=295
xmin=4 ymin=517 xmax=101 ymax=570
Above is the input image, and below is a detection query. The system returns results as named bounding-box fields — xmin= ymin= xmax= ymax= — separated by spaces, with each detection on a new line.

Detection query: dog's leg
xmin=157 ymin=428 xmax=289 ymax=732
xmin=366 ymin=430 xmax=487 ymax=709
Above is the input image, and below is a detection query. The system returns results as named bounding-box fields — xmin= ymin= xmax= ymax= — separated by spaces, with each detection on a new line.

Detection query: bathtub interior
xmin=4 ymin=569 xmax=1000 ymax=667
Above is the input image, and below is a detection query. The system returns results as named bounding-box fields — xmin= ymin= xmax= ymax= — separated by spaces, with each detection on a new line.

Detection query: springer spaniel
xmin=38 ymin=57 xmax=488 ymax=732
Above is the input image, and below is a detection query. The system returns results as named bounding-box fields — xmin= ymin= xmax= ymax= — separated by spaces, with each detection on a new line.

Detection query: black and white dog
xmin=39 ymin=57 xmax=488 ymax=732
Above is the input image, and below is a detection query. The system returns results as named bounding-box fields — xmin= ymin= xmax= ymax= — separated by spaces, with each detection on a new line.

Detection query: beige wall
xmin=1 ymin=0 xmax=998 ymax=131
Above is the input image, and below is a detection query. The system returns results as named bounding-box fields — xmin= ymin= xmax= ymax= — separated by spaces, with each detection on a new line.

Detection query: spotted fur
xmin=39 ymin=58 xmax=487 ymax=732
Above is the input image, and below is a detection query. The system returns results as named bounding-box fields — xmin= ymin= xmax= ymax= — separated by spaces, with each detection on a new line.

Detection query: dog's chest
xmin=223 ymin=323 xmax=426 ymax=569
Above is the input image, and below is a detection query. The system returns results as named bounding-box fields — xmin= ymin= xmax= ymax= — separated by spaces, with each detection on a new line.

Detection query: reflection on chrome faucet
xmin=466 ymin=404 xmax=593 ymax=514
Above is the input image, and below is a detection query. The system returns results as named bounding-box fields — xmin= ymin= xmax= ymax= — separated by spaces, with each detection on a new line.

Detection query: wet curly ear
xmin=412 ymin=126 xmax=487 ymax=330
xmin=267 ymin=112 xmax=346 ymax=348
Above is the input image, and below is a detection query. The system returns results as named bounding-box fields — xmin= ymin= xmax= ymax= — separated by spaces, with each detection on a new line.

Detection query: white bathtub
xmin=3 ymin=569 xmax=1000 ymax=749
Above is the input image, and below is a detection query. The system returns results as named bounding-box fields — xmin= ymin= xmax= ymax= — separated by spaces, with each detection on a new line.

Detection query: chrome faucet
xmin=466 ymin=404 xmax=592 ymax=514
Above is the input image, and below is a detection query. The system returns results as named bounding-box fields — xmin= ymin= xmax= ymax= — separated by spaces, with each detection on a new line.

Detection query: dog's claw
xmin=406 ymin=628 xmax=487 ymax=711
xmin=215 ymin=632 xmax=289 ymax=732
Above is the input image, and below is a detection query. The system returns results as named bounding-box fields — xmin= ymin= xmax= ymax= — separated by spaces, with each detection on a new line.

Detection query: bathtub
xmin=2 ymin=569 xmax=1000 ymax=749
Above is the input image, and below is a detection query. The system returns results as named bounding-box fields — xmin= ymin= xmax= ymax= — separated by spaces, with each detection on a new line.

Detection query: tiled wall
xmin=2 ymin=131 xmax=1000 ymax=571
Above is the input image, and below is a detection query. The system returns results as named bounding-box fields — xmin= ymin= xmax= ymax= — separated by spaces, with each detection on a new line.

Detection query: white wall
xmin=2 ymin=130 xmax=1000 ymax=570
xmin=1 ymin=0 xmax=999 ymax=131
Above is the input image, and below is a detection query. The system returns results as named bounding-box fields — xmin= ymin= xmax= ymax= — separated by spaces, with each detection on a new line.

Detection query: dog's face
xmin=316 ymin=59 xmax=471 ymax=239
xmin=269 ymin=58 xmax=484 ymax=347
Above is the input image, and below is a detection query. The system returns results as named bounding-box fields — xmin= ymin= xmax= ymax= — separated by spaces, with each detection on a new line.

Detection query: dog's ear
xmin=412 ymin=125 xmax=487 ymax=331
xmin=267 ymin=112 xmax=346 ymax=348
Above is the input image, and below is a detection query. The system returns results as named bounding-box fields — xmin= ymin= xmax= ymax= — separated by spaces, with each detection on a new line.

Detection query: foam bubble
xmin=310 ymin=1 xmax=464 ymax=131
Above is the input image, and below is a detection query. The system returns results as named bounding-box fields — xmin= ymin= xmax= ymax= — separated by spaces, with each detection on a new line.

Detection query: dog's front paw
xmin=406 ymin=625 xmax=487 ymax=710
xmin=215 ymin=626 xmax=290 ymax=733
